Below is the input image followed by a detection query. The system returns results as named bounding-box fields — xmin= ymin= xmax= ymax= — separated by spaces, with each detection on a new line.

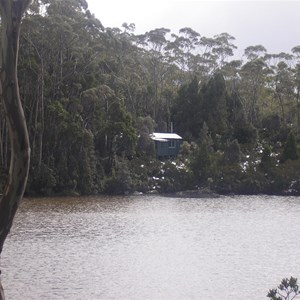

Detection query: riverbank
xmin=162 ymin=188 xmax=220 ymax=198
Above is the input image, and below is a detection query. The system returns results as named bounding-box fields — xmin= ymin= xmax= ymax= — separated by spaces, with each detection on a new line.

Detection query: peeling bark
xmin=0 ymin=1 xmax=32 ymax=299
xmin=0 ymin=282 xmax=4 ymax=300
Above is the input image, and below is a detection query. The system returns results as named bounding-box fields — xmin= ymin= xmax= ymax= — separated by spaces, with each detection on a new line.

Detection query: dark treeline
xmin=1 ymin=0 xmax=300 ymax=196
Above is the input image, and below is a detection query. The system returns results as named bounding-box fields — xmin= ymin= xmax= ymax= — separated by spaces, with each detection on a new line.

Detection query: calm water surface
xmin=2 ymin=195 xmax=300 ymax=299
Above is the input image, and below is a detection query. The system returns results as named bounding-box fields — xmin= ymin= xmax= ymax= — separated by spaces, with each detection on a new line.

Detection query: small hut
xmin=150 ymin=132 xmax=183 ymax=159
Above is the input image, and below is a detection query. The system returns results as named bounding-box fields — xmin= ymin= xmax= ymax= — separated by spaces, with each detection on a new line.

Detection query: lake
xmin=1 ymin=195 xmax=300 ymax=299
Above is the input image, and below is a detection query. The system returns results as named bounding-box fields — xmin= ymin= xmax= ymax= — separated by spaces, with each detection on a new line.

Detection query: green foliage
xmin=173 ymin=73 xmax=231 ymax=143
xmin=178 ymin=141 xmax=199 ymax=166
xmin=129 ymin=157 xmax=154 ymax=193
xmin=214 ymin=164 xmax=243 ymax=194
xmin=267 ymin=277 xmax=300 ymax=300
xmin=201 ymin=73 xmax=229 ymax=136
xmin=27 ymin=163 xmax=56 ymax=196
xmin=233 ymin=122 xmax=258 ymax=146
xmin=172 ymin=76 xmax=203 ymax=139
xmin=104 ymin=157 xmax=133 ymax=194
xmin=214 ymin=139 xmax=243 ymax=194
xmin=262 ymin=114 xmax=282 ymax=133
xmin=223 ymin=139 xmax=241 ymax=165
xmin=236 ymin=167 xmax=268 ymax=195
xmin=136 ymin=116 xmax=156 ymax=157
xmin=189 ymin=142 xmax=216 ymax=186
xmin=281 ymin=131 xmax=299 ymax=163
xmin=269 ymin=160 xmax=300 ymax=195
xmin=226 ymin=91 xmax=246 ymax=128
xmin=76 ymin=129 xmax=97 ymax=194
xmin=259 ymin=145 xmax=274 ymax=172
xmin=128 ymin=157 xmax=193 ymax=194
xmin=158 ymin=161 xmax=193 ymax=193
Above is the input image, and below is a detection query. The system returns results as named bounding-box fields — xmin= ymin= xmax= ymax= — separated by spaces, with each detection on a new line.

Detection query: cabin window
xmin=169 ymin=140 xmax=176 ymax=148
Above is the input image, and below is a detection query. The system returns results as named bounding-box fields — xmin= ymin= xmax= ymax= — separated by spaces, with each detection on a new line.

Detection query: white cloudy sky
xmin=86 ymin=0 xmax=300 ymax=56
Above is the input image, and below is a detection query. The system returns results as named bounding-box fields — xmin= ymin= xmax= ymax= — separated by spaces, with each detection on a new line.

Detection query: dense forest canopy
xmin=1 ymin=0 xmax=300 ymax=196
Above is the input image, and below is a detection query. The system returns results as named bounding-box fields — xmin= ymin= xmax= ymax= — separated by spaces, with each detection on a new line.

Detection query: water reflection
xmin=2 ymin=195 xmax=300 ymax=299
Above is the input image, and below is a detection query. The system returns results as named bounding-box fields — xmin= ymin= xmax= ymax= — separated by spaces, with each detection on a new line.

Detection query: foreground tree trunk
xmin=0 ymin=1 xmax=31 ymax=299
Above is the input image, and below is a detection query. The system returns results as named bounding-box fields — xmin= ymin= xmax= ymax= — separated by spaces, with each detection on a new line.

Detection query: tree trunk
xmin=0 ymin=1 xmax=31 ymax=299
xmin=296 ymin=87 xmax=300 ymax=134
xmin=0 ymin=282 xmax=4 ymax=300
xmin=37 ymin=59 xmax=45 ymax=172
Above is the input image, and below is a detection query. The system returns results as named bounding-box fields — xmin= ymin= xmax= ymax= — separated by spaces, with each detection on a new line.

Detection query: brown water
xmin=1 ymin=195 xmax=300 ymax=300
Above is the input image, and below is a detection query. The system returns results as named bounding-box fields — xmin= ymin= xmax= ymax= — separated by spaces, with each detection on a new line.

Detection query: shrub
xmin=267 ymin=277 xmax=300 ymax=300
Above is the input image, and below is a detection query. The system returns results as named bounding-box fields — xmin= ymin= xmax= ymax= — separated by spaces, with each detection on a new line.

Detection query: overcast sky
xmin=86 ymin=0 xmax=300 ymax=57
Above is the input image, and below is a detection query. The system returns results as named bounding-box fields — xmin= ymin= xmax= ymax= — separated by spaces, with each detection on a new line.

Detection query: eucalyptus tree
xmin=239 ymin=57 xmax=270 ymax=125
xmin=18 ymin=14 xmax=49 ymax=173
xmin=39 ymin=0 xmax=102 ymax=95
xmin=136 ymin=28 xmax=172 ymax=122
xmin=0 ymin=0 xmax=32 ymax=298
xmin=17 ymin=0 xmax=107 ymax=194
xmin=97 ymin=90 xmax=136 ymax=175
xmin=272 ymin=61 xmax=295 ymax=124
xmin=197 ymin=36 xmax=219 ymax=78
xmin=244 ymin=45 xmax=267 ymax=61
xmin=16 ymin=0 xmax=145 ymax=194
xmin=292 ymin=46 xmax=300 ymax=132
xmin=166 ymin=27 xmax=200 ymax=75
xmin=293 ymin=63 xmax=300 ymax=132
xmin=221 ymin=59 xmax=243 ymax=89
xmin=212 ymin=32 xmax=237 ymax=69
xmin=262 ymin=51 xmax=299 ymax=129
xmin=102 ymin=25 xmax=151 ymax=119
xmin=291 ymin=45 xmax=300 ymax=64
xmin=190 ymin=33 xmax=237 ymax=81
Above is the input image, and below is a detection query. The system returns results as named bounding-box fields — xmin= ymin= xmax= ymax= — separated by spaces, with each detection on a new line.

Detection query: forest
xmin=1 ymin=0 xmax=300 ymax=196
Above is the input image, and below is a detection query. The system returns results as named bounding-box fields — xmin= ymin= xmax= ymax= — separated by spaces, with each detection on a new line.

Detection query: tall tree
xmin=244 ymin=44 xmax=267 ymax=61
xmin=239 ymin=58 xmax=270 ymax=124
xmin=167 ymin=27 xmax=200 ymax=74
xmin=136 ymin=28 xmax=171 ymax=122
xmin=201 ymin=73 xmax=229 ymax=137
xmin=172 ymin=76 xmax=203 ymax=139
xmin=292 ymin=46 xmax=300 ymax=133
xmin=0 ymin=0 xmax=32 ymax=299
xmin=281 ymin=130 xmax=299 ymax=163
xmin=272 ymin=61 xmax=294 ymax=124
